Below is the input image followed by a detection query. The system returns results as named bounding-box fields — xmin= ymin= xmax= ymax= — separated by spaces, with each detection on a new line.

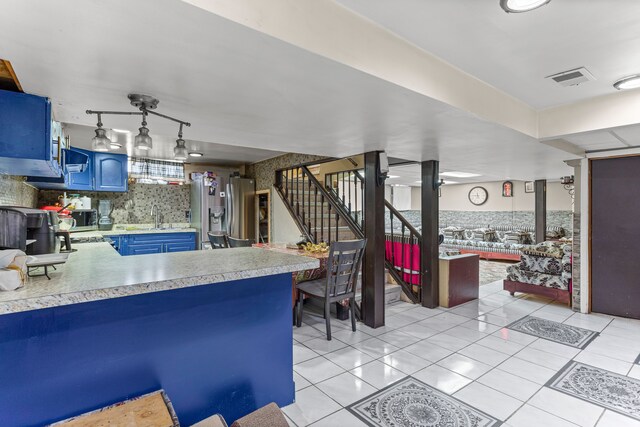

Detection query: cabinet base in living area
xmin=503 ymin=280 xmax=571 ymax=305
xmin=439 ymin=254 xmax=479 ymax=308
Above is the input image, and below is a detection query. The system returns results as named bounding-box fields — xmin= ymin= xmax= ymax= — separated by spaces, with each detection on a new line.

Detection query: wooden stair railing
xmin=275 ymin=165 xmax=362 ymax=244
xmin=324 ymin=169 xmax=422 ymax=303
xmin=384 ymin=201 xmax=422 ymax=303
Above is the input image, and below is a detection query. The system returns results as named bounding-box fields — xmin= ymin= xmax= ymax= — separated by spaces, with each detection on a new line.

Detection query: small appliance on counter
xmin=70 ymin=209 xmax=97 ymax=231
xmin=0 ymin=207 xmax=59 ymax=255
xmin=98 ymin=199 xmax=114 ymax=230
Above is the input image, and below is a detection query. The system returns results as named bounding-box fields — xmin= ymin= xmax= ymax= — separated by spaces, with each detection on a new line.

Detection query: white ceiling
xmin=562 ymin=122 xmax=640 ymax=152
xmin=64 ymin=124 xmax=283 ymax=166
xmin=336 ymin=0 xmax=640 ymax=109
xmin=387 ymin=163 xmax=504 ymax=187
xmin=0 ymin=0 xmax=589 ymax=179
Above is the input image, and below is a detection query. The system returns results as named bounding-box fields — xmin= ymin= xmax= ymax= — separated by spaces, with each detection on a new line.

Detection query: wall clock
xmin=468 ymin=186 xmax=488 ymax=206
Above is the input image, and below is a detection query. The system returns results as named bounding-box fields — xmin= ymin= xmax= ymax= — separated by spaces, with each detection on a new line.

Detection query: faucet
xmin=151 ymin=204 xmax=161 ymax=229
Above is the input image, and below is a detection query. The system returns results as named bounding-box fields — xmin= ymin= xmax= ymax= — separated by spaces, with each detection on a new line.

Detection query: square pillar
xmin=535 ymin=179 xmax=547 ymax=243
xmin=421 ymin=160 xmax=439 ymax=308
xmin=362 ymin=151 xmax=385 ymax=327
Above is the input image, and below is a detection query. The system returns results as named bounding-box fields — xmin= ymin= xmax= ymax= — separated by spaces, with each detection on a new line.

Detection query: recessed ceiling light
xmin=613 ymin=74 xmax=640 ymax=90
xmin=188 ymin=152 xmax=203 ymax=157
xmin=440 ymin=171 xmax=481 ymax=178
xmin=500 ymin=0 xmax=551 ymax=13
xmin=111 ymin=128 xmax=130 ymax=133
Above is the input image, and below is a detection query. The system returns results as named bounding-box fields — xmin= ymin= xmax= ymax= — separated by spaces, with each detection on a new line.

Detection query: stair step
xmin=355 ymin=283 xmax=403 ymax=306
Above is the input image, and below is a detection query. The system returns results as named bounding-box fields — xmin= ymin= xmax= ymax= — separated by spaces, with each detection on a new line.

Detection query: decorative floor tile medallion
xmin=347 ymin=377 xmax=501 ymax=427
xmin=548 ymin=361 xmax=640 ymax=420
xmin=507 ymin=316 xmax=598 ymax=349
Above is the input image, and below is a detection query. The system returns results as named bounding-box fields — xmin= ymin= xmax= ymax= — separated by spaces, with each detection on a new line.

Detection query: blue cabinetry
xmin=67 ymin=148 xmax=94 ymax=191
xmin=94 ymin=153 xmax=128 ymax=192
xmin=0 ymin=89 xmax=59 ymax=177
xmin=109 ymin=232 xmax=196 ymax=256
xmin=28 ymin=148 xmax=128 ymax=192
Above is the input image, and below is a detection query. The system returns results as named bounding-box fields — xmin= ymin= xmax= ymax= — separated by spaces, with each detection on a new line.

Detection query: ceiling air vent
xmin=546 ymin=67 xmax=595 ymax=87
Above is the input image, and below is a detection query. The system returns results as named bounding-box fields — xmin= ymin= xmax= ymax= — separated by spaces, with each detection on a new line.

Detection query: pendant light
xmin=91 ymin=113 xmax=111 ymax=152
xmin=500 ymin=0 xmax=551 ymax=13
xmin=134 ymin=111 xmax=152 ymax=150
xmin=173 ymin=124 xmax=188 ymax=161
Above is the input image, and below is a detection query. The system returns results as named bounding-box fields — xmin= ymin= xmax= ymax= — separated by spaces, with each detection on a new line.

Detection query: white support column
xmin=579 ymin=158 xmax=589 ymax=313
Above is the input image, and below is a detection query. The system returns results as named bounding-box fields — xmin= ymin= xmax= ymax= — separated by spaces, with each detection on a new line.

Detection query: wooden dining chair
xmin=295 ymin=239 xmax=367 ymax=340
xmin=207 ymin=232 xmax=229 ymax=249
xmin=227 ymin=236 xmax=254 ymax=248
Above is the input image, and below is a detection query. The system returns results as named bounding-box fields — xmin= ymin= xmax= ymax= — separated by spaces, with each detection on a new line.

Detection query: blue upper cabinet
xmin=0 ymin=89 xmax=59 ymax=177
xmin=94 ymin=152 xmax=128 ymax=192
xmin=28 ymin=149 xmax=128 ymax=192
xmin=67 ymin=148 xmax=94 ymax=191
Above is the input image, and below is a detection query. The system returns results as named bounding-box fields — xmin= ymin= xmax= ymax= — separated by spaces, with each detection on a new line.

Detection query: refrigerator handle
xmin=226 ymin=182 xmax=234 ymax=235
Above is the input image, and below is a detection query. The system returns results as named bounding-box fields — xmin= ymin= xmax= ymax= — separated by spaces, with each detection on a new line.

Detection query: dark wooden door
xmin=591 ymin=156 xmax=640 ymax=319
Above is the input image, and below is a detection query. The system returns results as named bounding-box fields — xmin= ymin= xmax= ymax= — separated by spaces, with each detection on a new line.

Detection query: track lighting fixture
xmin=86 ymin=94 xmax=191 ymax=153
xmin=134 ymin=111 xmax=152 ymax=150
xmin=173 ymin=124 xmax=188 ymax=161
xmin=91 ymin=113 xmax=111 ymax=152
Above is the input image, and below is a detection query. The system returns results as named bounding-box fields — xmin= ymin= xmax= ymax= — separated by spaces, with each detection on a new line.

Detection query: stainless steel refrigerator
xmin=225 ymin=176 xmax=256 ymax=240
xmin=191 ymin=173 xmax=255 ymax=249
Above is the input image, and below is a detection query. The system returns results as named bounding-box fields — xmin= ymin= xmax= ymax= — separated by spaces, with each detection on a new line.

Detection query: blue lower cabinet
xmin=127 ymin=243 xmax=163 ymax=255
xmin=117 ymin=232 xmax=196 ymax=256
xmin=164 ymin=242 xmax=196 ymax=252
xmin=106 ymin=235 xmax=125 ymax=255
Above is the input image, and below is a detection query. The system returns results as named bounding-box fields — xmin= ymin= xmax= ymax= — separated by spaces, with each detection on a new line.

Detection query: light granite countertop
xmin=71 ymin=227 xmax=197 ymax=236
xmin=0 ymin=243 xmax=318 ymax=315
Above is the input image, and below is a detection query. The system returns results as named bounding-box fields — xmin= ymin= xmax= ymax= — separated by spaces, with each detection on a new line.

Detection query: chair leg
xmin=296 ymin=292 xmax=304 ymax=328
xmin=350 ymin=298 xmax=356 ymax=332
xmin=324 ymin=303 xmax=332 ymax=341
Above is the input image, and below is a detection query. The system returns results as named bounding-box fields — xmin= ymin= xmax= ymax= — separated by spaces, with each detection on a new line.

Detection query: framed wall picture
xmin=525 ymin=181 xmax=534 ymax=193
xmin=502 ymin=181 xmax=513 ymax=197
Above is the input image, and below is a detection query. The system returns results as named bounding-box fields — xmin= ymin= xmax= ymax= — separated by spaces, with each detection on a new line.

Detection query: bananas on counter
xmin=303 ymin=242 xmax=329 ymax=253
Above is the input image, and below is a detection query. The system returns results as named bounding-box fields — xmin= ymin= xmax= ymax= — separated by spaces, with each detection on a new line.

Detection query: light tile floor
xmin=283 ymin=280 xmax=640 ymax=426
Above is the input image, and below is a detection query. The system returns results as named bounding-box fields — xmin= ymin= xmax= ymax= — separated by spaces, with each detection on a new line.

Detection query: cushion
xmin=521 ymin=241 xmax=564 ymax=259
xmin=506 ymin=264 xmax=569 ymax=290
xmin=472 ymin=228 xmax=498 ymax=242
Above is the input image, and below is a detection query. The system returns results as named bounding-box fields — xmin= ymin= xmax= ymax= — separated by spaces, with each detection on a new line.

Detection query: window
xmin=128 ymin=157 xmax=185 ymax=183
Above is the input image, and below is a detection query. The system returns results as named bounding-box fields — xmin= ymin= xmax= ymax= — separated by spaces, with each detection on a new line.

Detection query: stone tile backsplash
xmin=38 ymin=183 xmax=191 ymax=224
xmin=0 ymin=175 xmax=38 ymax=207
xmin=391 ymin=209 xmax=573 ymax=235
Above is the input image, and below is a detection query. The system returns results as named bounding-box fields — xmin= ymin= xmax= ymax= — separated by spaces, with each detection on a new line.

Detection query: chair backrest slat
xmin=325 ymin=239 xmax=367 ymax=298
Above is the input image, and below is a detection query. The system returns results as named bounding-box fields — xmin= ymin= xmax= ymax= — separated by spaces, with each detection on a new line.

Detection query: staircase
xmin=275 ymin=165 xmax=361 ymax=243
xmin=325 ymin=169 xmax=423 ymax=303
xmin=275 ymin=165 xmax=422 ymax=305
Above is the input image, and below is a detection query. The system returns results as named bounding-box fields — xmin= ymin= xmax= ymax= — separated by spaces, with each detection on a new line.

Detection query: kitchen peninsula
xmin=0 ymin=242 xmax=318 ymax=426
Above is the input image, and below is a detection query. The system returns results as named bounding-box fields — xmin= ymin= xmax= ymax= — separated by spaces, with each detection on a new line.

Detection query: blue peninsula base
xmin=0 ymin=273 xmax=294 ymax=426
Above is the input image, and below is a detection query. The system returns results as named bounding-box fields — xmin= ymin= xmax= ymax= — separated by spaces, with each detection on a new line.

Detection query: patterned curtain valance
xmin=128 ymin=157 xmax=185 ymax=182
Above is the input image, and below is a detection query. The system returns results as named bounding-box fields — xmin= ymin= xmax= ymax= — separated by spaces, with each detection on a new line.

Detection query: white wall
xmin=271 ymin=185 xmax=305 ymax=243
xmin=410 ymin=180 xmax=572 ymax=211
